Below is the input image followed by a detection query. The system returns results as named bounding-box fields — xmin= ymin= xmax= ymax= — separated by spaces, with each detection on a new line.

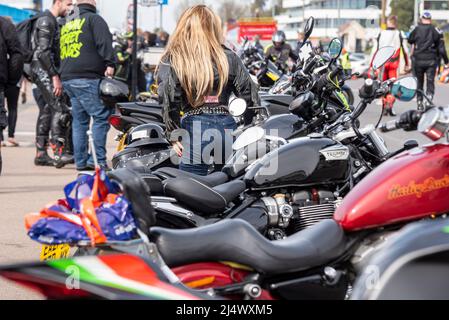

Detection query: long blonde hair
xmin=161 ymin=5 xmax=229 ymax=108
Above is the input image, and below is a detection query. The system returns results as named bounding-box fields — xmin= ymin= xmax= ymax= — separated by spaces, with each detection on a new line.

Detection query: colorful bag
xmin=25 ymin=169 xmax=138 ymax=246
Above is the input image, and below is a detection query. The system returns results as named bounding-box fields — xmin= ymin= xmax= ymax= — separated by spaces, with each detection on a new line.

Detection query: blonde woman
xmin=157 ymin=5 xmax=258 ymax=176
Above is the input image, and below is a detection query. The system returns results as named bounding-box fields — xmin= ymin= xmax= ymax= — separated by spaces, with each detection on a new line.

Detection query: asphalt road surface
xmin=0 ymin=80 xmax=446 ymax=299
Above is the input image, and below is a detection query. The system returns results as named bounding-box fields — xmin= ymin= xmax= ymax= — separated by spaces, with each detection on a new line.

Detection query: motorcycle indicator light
xmin=109 ymin=114 xmax=123 ymax=131
xmin=418 ymin=108 xmax=449 ymax=141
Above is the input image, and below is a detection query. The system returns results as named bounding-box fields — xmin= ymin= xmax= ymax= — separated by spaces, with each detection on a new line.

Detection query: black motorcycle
xmin=101 ymin=47 xmax=401 ymax=242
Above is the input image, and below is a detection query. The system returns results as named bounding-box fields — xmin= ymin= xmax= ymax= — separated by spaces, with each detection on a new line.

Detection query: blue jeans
xmin=179 ymin=114 xmax=237 ymax=176
xmin=63 ymin=79 xmax=112 ymax=168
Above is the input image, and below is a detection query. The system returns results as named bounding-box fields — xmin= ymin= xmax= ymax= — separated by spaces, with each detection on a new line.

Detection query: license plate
xmin=40 ymin=244 xmax=71 ymax=261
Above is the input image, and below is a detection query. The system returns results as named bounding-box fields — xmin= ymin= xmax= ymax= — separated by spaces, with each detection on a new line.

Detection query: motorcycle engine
xmin=261 ymin=190 xmax=342 ymax=240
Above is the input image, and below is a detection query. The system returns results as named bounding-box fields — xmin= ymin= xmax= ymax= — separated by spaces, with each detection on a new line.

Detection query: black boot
xmin=388 ymin=107 xmax=397 ymax=117
xmin=35 ymin=136 xmax=54 ymax=167
xmin=424 ymin=94 xmax=434 ymax=109
xmin=52 ymin=139 xmax=67 ymax=169
xmin=55 ymin=153 xmax=74 ymax=169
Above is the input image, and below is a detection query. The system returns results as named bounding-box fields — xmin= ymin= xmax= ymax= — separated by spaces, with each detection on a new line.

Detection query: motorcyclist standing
xmin=408 ymin=11 xmax=449 ymax=110
xmin=30 ymin=0 xmax=73 ymax=167
xmin=374 ymin=15 xmax=409 ymax=116
xmin=0 ymin=16 xmax=24 ymax=175
xmin=265 ymin=31 xmax=298 ymax=73
xmin=114 ymin=32 xmax=133 ymax=85
xmin=114 ymin=32 xmax=146 ymax=92
xmin=340 ymin=48 xmax=352 ymax=77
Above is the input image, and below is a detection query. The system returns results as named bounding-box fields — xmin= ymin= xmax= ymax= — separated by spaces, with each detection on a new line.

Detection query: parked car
xmin=349 ymin=52 xmax=369 ymax=76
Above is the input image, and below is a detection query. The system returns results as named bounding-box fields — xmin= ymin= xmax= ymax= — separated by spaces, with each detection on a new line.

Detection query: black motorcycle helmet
xmin=99 ymin=78 xmax=130 ymax=108
xmin=272 ymin=30 xmax=286 ymax=49
xmin=126 ymin=123 xmax=169 ymax=149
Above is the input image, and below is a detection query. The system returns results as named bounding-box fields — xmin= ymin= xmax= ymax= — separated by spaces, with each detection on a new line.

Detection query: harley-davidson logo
xmin=388 ymin=175 xmax=449 ymax=200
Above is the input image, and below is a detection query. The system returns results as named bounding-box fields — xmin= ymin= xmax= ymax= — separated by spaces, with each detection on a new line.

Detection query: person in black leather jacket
xmin=408 ymin=11 xmax=449 ymax=110
xmin=157 ymin=5 xmax=258 ymax=176
xmin=30 ymin=0 xmax=73 ymax=167
xmin=0 ymin=16 xmax=24 ymax=175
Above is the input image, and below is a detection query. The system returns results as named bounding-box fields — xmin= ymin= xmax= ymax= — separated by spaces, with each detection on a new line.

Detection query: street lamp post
xmin=414 ymin=0 xmax=420 ymax=26
xmin=132 ymin=0 xmax=138 ymax=100
xmin=160 ymin=1 xmax=163 ymax=30
xmin=381 ymin=0 xmax=387 ymax=29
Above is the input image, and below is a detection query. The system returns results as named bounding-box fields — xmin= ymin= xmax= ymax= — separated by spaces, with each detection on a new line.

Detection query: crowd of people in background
xmin=113 ymin=29 xmax=170 ymax=92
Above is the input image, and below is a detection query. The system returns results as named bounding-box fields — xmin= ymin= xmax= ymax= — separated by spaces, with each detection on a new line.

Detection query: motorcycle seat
xmin=150 ymin=219 xmax=347 ymax=275
xmin=154 ymin=167 xmax=229 ymax=187
xmin=163 ymin=178 xmax=246 ymax=215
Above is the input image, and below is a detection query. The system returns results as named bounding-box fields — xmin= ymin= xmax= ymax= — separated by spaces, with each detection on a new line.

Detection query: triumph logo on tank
xmin=388 ymin=175 xmax=449 ymax=200
xmin=319 ymin=146 xmax=350 ymax=161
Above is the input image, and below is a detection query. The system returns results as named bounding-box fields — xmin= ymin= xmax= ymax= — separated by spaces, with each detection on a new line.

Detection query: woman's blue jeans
xmin=179 ymin=114 xmax=237 ymax=176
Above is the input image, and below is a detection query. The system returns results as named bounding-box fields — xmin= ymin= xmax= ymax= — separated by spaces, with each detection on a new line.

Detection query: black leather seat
xmin=150 ymin=219 xmax=347 ymax=275
xmin=154 ymin=167 xmax=228 ymax=187
xmin=163 ymin=178 xmax=246 ymax=215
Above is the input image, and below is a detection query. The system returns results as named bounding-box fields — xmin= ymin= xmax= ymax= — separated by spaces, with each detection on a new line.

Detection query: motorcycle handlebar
xmin=380 ymin=110 xmax=422 ymax=133
xmin=359 ymin=78 xmax=375 ymax=98
xmin=379 ymin=119 xmax=400 ymax=132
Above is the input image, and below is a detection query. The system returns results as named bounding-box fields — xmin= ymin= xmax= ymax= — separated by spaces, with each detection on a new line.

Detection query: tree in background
xmin=176 ymin=0 xmax=206 ymax=19
xmin=390 ymin=0 xmax=415 ymax=31
xmin=250 ymin=0 xmax=283 ymax=17
xmin=218 ymin=0 xmax=249 ymax=23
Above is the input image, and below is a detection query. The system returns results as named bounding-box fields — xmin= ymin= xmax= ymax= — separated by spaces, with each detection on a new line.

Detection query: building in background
xmin=275 ymin=0 xmax=384 ymax=52
xmin=276 ymin=0 xmax=449 ymax=53
xmin=422 ymin=0 xmax=449 ymax=24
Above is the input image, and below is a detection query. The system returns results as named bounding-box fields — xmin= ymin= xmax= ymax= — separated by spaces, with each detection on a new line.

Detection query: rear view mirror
xmin=372 ymin=46 xmax=395 ymax=70
xmin=303 ymin=17 xmax=315 ymax=43
xmin=328 ymin=38 xmax=342 ymax=60
xmin=391 ymin=77 xmax=417 ymax=102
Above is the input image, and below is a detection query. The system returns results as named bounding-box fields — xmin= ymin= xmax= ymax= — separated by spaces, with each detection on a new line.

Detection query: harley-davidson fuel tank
xmin=334 ymin=144 xmax=449 ymax=231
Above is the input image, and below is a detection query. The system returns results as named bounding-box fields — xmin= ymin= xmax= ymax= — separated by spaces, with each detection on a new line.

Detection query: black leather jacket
xmin=31 ymin=10 xmax=59 ymax=77
xmin=0 ymin=17 xmax=24 ymax=87
xmin=265 ymin=42 xmax=298 ymax=71
xmin=157 ymin=46 xmax=259 ymax=136
xmin=408 ymin=24 xmax=449 ymax=64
